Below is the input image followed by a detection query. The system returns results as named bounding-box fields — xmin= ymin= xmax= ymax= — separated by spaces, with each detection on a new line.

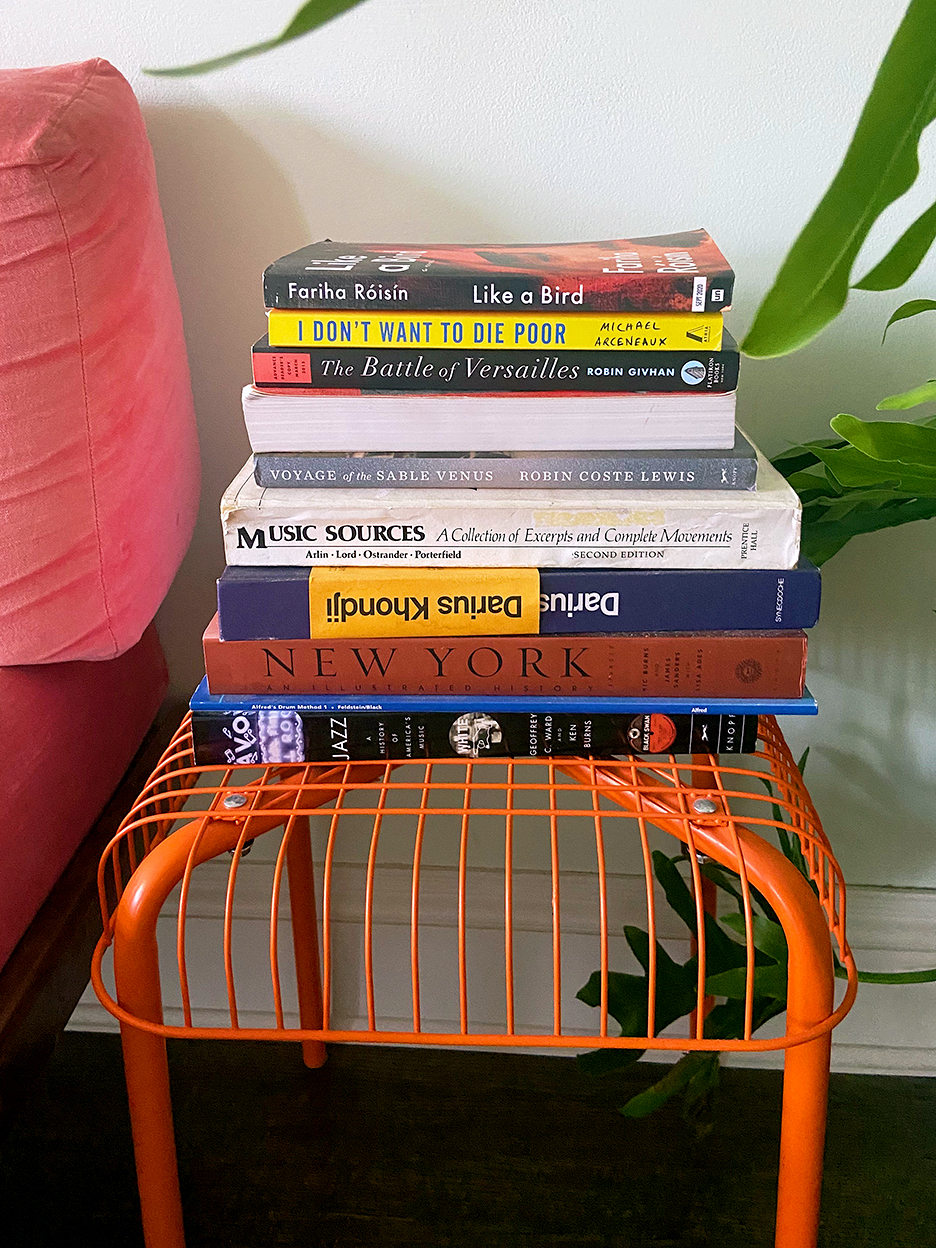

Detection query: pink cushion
xmin=0 ymin=622 xmax=168 ymax=970
xmin=0 ymin=59 xmax=200 ymax=663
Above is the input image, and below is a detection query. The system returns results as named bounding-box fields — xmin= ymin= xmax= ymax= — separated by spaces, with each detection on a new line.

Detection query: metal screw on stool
xmin=223 ymin=793 xmax=253 ymax=855
xmin=692 ymin=797 xmax=718 ymax=814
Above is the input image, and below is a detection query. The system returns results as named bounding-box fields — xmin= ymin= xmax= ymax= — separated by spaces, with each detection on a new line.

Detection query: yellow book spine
xmin=309 ymin=567 xmax=540 ymax=638
xmin=268 ymin=309 xmax=723 ymax=352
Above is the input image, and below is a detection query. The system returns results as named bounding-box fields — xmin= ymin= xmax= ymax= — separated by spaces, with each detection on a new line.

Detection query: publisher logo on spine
xmin=680 ymin=360 xmax=706 ymax=386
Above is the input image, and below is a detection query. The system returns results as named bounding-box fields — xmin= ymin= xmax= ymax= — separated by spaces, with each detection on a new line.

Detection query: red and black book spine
xmin=203 ymin=618 xmax=807 ymax=699
xmin=250 ymin=336 xmax=739 ymax=394
xmin=262 ymin=232 xmax=734 ymax=313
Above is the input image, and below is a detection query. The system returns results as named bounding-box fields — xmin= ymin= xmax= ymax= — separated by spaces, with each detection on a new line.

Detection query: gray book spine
xmin=254 ymin=444 xmax=757 ymax=491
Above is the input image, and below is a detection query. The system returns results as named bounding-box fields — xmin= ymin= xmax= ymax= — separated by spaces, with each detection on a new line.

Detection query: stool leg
xmin=775 ymin=1032 xmax=832 ymax=1248
xmin=119 ymin=1023 xmax=186 ymax=1248
xmin=114 ymin=922 xmax=186 ymax=1248
xmin=286 ymin=815 xmax=327 ymax=1068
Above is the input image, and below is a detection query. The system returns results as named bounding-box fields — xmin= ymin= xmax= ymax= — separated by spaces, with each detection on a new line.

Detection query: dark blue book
xmin=216 ymin=562 xmax=820 ymax=641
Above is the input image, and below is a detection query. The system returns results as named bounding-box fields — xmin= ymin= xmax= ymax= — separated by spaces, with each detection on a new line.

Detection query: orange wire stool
xmin=92 ymin=714 xmax=856 ymax=1248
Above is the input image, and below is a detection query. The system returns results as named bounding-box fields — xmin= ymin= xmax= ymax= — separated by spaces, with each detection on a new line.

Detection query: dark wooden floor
xmin=0 ymin=1033 xmax=933 ymax=1247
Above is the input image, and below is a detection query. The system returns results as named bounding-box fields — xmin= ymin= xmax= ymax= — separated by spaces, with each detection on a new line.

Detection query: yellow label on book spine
xmin=268 ymin=309 xmax=723 ymax=352
xmin=309 ymin=567 xmax=540 ymax=638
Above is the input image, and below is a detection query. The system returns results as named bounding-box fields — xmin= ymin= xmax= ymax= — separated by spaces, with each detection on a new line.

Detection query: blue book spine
xmin=190 ymin=678 xmax=817 ymax=718
xmin=216 ymin=562 xmax=820 ymax=641
xmin=538 ymin=564 xmax=820 ymax=633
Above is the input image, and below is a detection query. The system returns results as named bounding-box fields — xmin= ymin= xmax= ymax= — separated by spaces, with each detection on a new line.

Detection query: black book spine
xmin=191 ymin=708 xmax=759 ymax=766
xmin=251 ymin=343 xmax=739 ymax=394
xmin=262 ymin=272 xmax=735 ymax=314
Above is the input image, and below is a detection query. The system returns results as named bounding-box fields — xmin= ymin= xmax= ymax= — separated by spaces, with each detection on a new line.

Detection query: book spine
xmin=222 ymin=497 xmax=800 ymax=570
xmin=191 ymin=707 xmax=760 ymax=765
xmin=250 ymin=344 xmax=739 ymax=393
xmin=203 ymin=629 xmax=807 ymax=698
xmin=538 ymin=566 xmax=821 ymax=632
xmin=262 ymin=271 xmax=735 ymax=314
xmin=253 ymin=451 xmax=758 ymax=491
xmin=216 ymin=564 xmax=822 ymax=640
xmin=267 ymin=310 xmax=724 ymax=352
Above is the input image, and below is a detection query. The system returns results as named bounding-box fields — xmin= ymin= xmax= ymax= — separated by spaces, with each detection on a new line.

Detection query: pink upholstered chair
xmin=0 ymin=59 xmax=200 ymax=1115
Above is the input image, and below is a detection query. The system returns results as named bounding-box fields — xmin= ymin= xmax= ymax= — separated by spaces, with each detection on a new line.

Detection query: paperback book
xmin=240 ymin=383 xmax=738 ymax=453
xmin=250 ymin=334 xmax=740 ymax=394
xmin=253 ymin=431 xmax=758 ymax=492
xmin=262 ymin=231 xmax=735 ymax=313
xmin=202 ymin=616 xmax=808 ymax=699
xmin=216 ymin=562 xmax=823 ymax=640
xmin=266 ymin=309 xmax=724 ymax=352
xmin=221 ymin=453 xmax=801 ymax=570
xmin=190 ymin=695 xmax=766 ymax=768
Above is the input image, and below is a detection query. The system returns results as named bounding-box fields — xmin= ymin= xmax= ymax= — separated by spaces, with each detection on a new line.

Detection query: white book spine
xmin=221 ymin=463 xmax=801 ymax=570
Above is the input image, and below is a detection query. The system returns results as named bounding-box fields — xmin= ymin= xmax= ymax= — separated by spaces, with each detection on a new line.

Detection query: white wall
xmin=6 ymin=0 xmax=936 ymax=1061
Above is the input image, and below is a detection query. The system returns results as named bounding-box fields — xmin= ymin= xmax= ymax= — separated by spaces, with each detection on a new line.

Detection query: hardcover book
xmin=252 ymin=431 xmax=758 ymax=492
xmin=216 ymin=562 xmax=822 ymax=640
xmin=240 ymin=384 xmax=738 ymax=453
xmin=266 ymin=309 xmax=724 ymax=352
xmin=262 ymin=231 xmax=735 ymax=314
xmin=250 ymin=333 xmax=740 ymax=394
xmin=220 ymin=452 xmax=801 ymax=570
xmin=202 ymin=616 xmax=808 ymax=699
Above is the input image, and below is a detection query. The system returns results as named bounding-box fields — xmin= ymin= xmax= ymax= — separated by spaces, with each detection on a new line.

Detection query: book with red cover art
xmin=263 ymin=231 xmax=734 ymax=313
xmin=202 ymin=616 xmax=807 ymax=699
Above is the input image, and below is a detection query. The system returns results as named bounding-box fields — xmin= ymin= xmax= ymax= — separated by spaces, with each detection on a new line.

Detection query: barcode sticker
xmin=692 ymin=275 xmax=708 ymax=312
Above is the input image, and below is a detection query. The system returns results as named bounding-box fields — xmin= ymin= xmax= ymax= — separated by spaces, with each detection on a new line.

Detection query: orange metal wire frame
xmin=90 ymin=714 xmax=857 ymax=1248
xmin=92 ymin=715 xmax=856 ymax=1051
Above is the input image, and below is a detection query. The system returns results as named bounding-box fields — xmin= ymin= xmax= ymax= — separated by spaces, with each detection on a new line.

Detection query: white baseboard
xmin=71 ymin=856 xmax=936 ymax=1076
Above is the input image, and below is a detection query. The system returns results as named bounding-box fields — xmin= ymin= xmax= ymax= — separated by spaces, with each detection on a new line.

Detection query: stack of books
xmin=190 ymin=232 xmax=820 ymax=766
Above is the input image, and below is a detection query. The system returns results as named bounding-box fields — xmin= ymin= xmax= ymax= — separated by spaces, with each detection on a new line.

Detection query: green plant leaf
xmin=704 ymin=996 xmax=787 ymax=1040
xmin=698 ymin=863 xmax=781 ymax=926
xmin=619 ymin=1053 xmax=713 ymax=1118
xmin=651 ymin=851 xmax=698 ymax=931
xmin=706 ymin=963 xmax=789 ymax=1001
xmin=577 ymin=1046 xmax=646 ymax=1077
xmin=877 ymin=380 xmax=936 ymax=410
xmin=699 ymin=863 xmax=746 ymax=910
xmin=772 ymin=440 xmax=846 ymax=479
xmin=845 ymin=966 xmax=936 ymax=983
xmin=784 ymin=470 xmax=846 ymax=502
xmin=741 ymin=0 xmax=936 ymax=358
xmin=832 ymin=412 xmax=936 ymax=467
xmin=144 ymin=0 xmax=367 ymax=76
xmin=721 ymin=912 xmax=789 ymax=964
xmin=576 ymin=961 xmax=696 ymax=1039
xmin=651 ymin=852 xmax=746 ymax=974
xmin=800 ymin=495 xmax=936 ymax=563
xmin=855 ymin=200 xmax=936 ymax=289
xmin=810 ymin=445 xmax=936 ymax=494
xmin=882 ymin=298 xmax=936 ymax=341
